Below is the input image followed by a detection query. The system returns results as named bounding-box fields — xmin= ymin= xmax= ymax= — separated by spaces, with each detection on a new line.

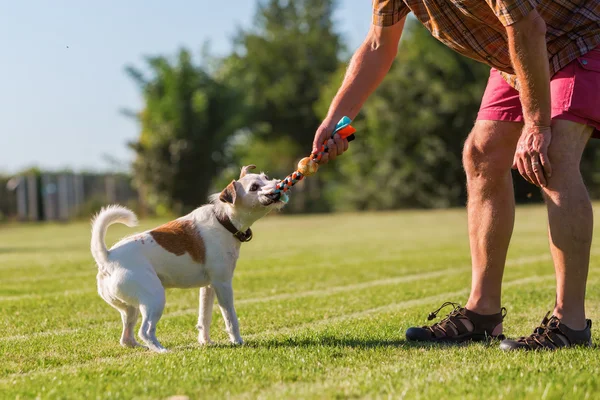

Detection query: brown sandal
xmin=406 ymin=302 xmax=506 ymax=342
xmin=500 ymin=312 xmax=592 ymax=351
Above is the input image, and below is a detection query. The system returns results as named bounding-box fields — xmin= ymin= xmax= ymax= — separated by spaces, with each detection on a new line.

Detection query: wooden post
xmin=105 ymin=175 xmax=116 ymax=203
xmin=74 ymin=174 xmax=84 ymax=215
xmin=26 ymin=175 xmax=39 ymax=221
xmin=42 ymin=174 xmax=57 ymax=221
xmin=15 ymin=177 xmax=27 ymax=221
xmin=58 ymin=174 xmax=69 ymax=221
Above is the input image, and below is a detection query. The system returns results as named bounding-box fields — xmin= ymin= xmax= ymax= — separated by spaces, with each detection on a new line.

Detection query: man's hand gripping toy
xmin=269 ymin=116 xmax=356 ymax=201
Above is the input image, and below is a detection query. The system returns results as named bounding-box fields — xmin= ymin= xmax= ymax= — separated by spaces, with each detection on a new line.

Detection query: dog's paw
xmin=198 ymin=339 xmax=215 ymax=346
xmin=120 ymin=339 xmax=146 ymax=349
xmin=153 ymin=347 xmax=169 ymax=354
xmin=231 ymin=338 xmax=244 ymax=346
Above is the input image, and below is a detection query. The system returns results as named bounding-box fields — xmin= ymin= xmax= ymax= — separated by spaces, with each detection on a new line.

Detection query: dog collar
xmin=215 ymin=212 xmax=253 ymax=243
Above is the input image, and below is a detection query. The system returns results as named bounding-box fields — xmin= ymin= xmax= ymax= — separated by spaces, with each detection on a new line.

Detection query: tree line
xmin=124 ymin=0 xmax=600 ymax=215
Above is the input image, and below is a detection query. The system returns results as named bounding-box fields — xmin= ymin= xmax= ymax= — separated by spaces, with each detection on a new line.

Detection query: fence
xmin=1 ymin=173 xmax=138 ymax=222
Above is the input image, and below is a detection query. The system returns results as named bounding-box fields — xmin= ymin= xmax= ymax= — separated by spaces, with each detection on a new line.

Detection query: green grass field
xmin=2 ymin=204 xmax=600 ymax=399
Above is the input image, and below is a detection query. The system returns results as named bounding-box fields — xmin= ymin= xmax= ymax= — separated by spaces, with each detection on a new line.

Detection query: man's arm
xmin=506 ymin=8 xmax=553 ymax=187
xmin=312 ymin=19 xmax=406 ymax=163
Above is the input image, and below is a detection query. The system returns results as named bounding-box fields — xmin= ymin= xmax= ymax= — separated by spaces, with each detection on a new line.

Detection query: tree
xmin=318 ymin=20 xmax=491 ymax=210
xmin=211 ymin=0 xmax=344 ymax=213
xmin=125 ymin=49 xmax=246 ymax=215
xmin=223 ymin=0 xmax=343 ymax=148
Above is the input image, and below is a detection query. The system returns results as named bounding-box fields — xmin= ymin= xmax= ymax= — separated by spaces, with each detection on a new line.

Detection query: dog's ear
xmin=240 ymin=164 xmax=256 ymax=179
xmin=219 ymin=180 xmax=238 ymax=204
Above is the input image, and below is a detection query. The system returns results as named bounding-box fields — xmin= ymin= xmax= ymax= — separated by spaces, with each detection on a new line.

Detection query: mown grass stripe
xmin=0 ymin=253 xmax=554 ymax=302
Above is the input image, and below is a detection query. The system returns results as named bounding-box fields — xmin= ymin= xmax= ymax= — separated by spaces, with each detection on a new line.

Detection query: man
xmin=312 ymin=1 xmax=600 ymax=350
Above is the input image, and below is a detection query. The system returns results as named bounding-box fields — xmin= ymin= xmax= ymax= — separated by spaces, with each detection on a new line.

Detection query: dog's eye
xmin=250 ymin=183 xmax=260 ymax=192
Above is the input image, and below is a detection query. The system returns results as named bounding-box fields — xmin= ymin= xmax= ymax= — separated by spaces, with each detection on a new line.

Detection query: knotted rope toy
xmin=269 ymin=116 xmax=356 ymax=202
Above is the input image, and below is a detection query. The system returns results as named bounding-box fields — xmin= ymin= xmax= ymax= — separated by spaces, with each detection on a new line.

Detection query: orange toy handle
xmin=335 ymin=125 xmax=356 ymax=141
xmin=312 ymin=116 xmax=356 ymax=162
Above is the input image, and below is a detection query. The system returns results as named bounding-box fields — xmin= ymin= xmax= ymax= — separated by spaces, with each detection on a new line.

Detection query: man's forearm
xmin=324 ymin=22 xmax=405 ymax=124
xmin=506 ymin=10 xmax=551 ymax=128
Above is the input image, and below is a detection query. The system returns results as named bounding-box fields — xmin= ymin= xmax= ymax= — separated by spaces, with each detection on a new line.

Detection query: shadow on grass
xmin=120 ymin=338 xmax=600 ymax=354
xmin=169 ymin=335 xmax=511 ymax=352
xmin=192 ymin=336 xmax=496 ymax=350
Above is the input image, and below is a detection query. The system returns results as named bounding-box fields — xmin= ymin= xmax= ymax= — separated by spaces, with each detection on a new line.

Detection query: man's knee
xmin=546 ymin=120 xmax=593 ymax=173
xmin=462 ymin=121 xmax=521 ymax=180
xmin=541 ymin=121 xmax=594 ymax=208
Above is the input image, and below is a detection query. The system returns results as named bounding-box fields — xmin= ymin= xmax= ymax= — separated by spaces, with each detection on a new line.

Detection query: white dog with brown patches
xmin=90 ymin=165 xmax=286 ymax=353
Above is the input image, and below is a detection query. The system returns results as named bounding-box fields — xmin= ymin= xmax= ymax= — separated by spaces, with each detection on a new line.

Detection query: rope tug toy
xmin=270 ymin=116 xmax=356 ymax=202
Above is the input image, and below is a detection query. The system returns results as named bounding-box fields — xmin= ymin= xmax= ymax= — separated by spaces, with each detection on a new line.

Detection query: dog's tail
xmin=90 ymin=205 xmax=138 ymax=267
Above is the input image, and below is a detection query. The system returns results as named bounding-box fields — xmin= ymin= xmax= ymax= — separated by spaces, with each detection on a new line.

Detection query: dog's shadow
xmin=171 ymin=335 xmax=512 ymax=353
xmin=255 ymin=336 xmax=406 ymax=349
xmin=263 ymin=336 xmax=485 ymax=349
xmin=175 ymin=333 xmax=599 ymax=352
xmin=186 ymin=335 xmax=479 ymax=350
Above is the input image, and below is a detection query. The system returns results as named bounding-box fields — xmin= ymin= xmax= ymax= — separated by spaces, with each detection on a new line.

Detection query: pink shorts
xmin=477 ymin=46 xmax=600 ymax=139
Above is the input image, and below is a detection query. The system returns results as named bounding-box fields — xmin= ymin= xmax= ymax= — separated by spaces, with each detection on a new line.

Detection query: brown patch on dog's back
xmin=150 ymin=219 xmax=206 ymax=263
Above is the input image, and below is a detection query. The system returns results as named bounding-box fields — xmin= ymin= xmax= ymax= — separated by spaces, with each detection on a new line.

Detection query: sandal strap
xmin=428 ymin=310 xmax=472 ymax=338
xmin=515 ymin=314 xmax=592 ymax=349
xmin=424 ymin=303 xmax=505 ymax=339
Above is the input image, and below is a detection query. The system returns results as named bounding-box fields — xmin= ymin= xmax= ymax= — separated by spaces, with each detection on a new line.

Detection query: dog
xmin=90 ymin=165 xmax=286 ymax=352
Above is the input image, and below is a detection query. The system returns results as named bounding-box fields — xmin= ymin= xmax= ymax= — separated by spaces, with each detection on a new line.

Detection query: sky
xmin=0 ymin=0 xmax=372 ymax=174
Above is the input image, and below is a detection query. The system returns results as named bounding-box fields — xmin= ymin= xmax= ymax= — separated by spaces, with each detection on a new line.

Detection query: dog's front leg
xmin=213 ymin=281 xmax=243 ymax=345
xmin=197 ymin=285 xmax=216 ymax=345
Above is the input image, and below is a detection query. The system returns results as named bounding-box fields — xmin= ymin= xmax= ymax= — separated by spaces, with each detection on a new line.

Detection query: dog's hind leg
xmin=119 ymin=306 xmax=144 ymax=348
xmin=213 ymin=281 xmax=243 ymax=345
xmin=138 ymin=300 xmax=167 ymax=353
xmin=136 ymin=278 xmax=168 ymax=353
xmin=197 ymin=285 xmax=216 ymax=345
xmin=98 ymin=276 xmax=144 ymax=349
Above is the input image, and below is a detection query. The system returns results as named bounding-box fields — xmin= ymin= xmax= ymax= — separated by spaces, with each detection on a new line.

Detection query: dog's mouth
xmin=260 ymin=191 xmax=288 ymax=206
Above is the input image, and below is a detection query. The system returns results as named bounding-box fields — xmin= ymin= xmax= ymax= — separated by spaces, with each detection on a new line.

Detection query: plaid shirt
xmin=372 ymin=0 xmax=600 ymax=90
